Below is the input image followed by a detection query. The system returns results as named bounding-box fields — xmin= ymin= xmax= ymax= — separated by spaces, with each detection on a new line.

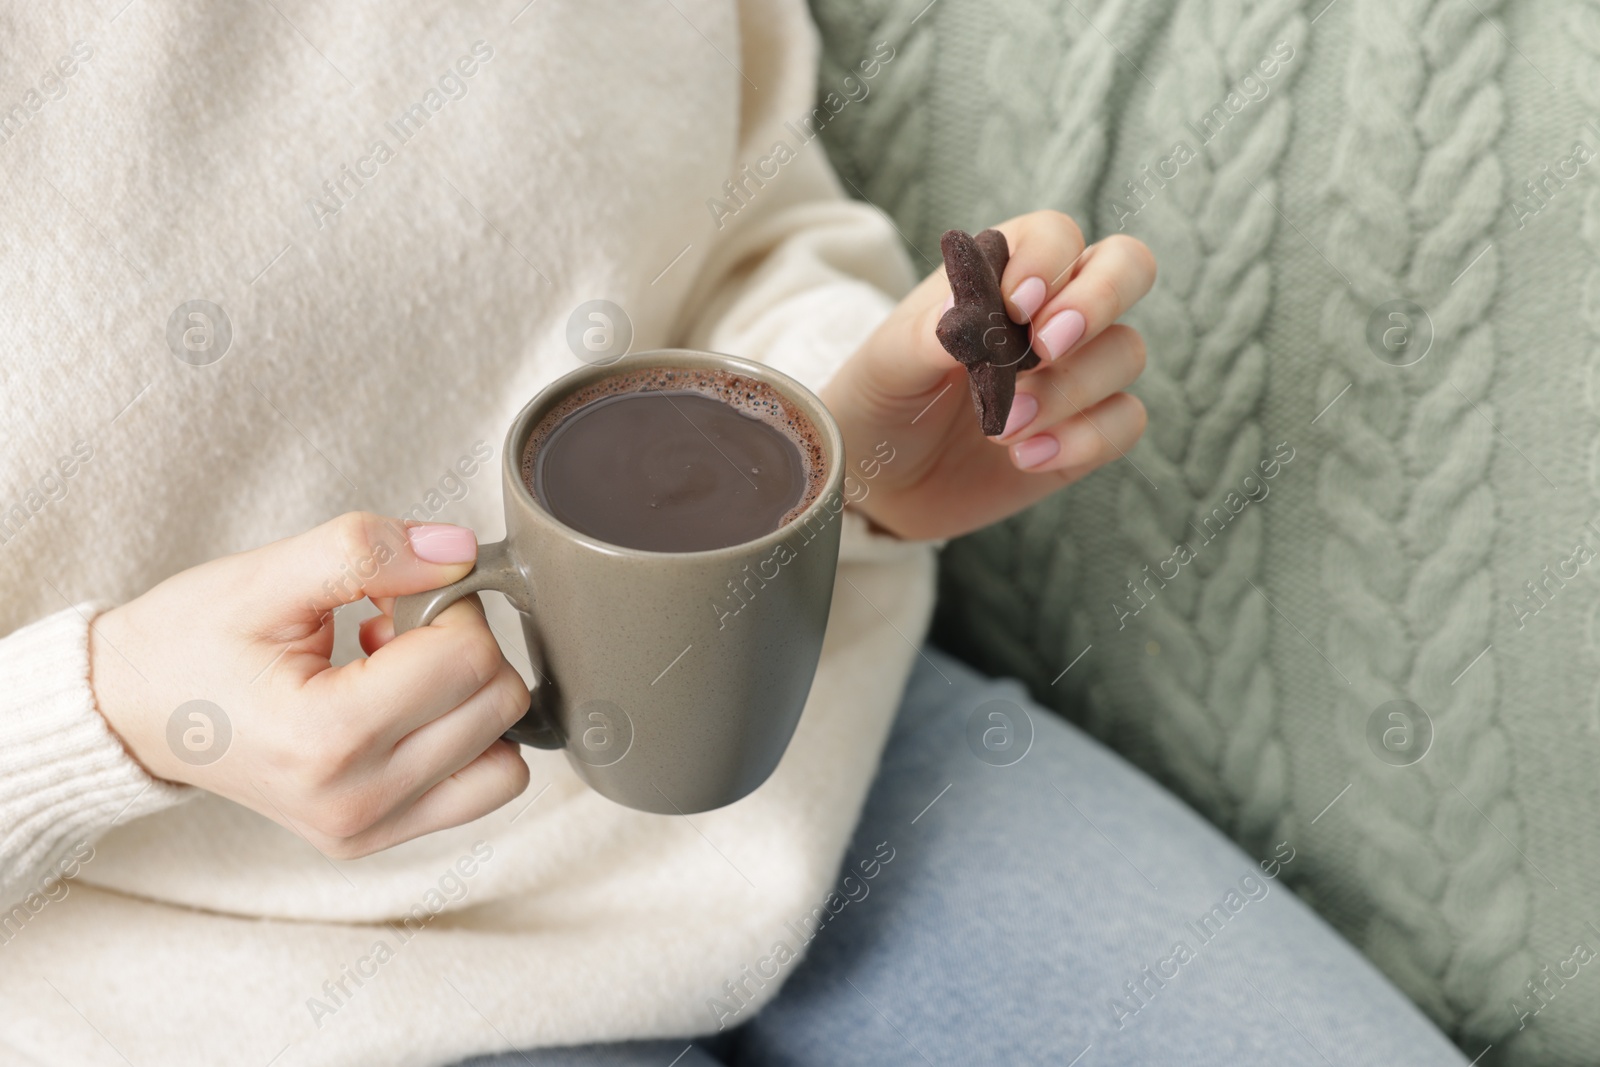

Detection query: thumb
xmin=247 ymin=511 xmax=479 ymax=622
xmin=856 ymin=269 xmax=966 ymax=405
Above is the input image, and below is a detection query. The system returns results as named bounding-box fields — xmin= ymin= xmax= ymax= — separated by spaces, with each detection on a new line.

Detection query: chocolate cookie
xmin=934 ymin=228 xmax=1040 ymax=436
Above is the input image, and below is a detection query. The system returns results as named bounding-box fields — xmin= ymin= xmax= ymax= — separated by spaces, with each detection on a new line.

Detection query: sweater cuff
xmin=837 ymin=505 xmax=945 ymax=564
xmin=0 ymin=604 xmax=192 ymax=901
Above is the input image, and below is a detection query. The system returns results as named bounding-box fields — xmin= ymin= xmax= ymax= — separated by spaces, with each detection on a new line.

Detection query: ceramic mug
xmin=395 ymin=349 xmax=846 ymax=814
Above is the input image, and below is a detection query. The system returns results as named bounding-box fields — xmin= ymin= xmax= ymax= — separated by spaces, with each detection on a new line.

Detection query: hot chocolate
xmin=521 ymin=366 xmax=826 ymax=552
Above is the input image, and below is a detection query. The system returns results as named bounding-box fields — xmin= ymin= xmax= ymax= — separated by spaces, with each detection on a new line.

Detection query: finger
xmin=845 ymin=212 xmax=1092 ymax=405
xmin=987 ymin=210 xmax=1087 ymax=323
xmin=1007 ymin=391 xmax=1148 ymax=476
xmin=359 ymin=612 xmax=395 ymax=657
xmin=995 ymin=326 xmax=1147 ymax=442
xmin=1031 ymin=235 xmax=1156 ymax=363
xmin=243 ymin=511 xmax=480 ymax=626
xmin=384 ymin=660 xmax=530 ymax=804
xmin=365 ymin=741 xmax=531 ymax=854
xmin=892 ymin=211 xmax=1086 ymax=394
xmin=315 ymin=596 xmax=506 ymax=747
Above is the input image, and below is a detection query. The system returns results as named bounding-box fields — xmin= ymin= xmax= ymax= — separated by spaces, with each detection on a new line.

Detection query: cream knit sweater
xmin=0 ymin=1 xmax=934 ymax=1064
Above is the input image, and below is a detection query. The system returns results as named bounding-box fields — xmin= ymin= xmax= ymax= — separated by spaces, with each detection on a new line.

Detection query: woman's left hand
xmin=820 ymin=210 xmax=1156 ymax=541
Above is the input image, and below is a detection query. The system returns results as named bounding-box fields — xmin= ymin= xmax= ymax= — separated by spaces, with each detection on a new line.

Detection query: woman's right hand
xmin=89 ymin=512 xmax=531 ymax=859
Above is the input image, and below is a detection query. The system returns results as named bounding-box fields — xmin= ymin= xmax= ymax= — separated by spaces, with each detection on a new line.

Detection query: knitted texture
xmin=810 ymin=0 xmax=938 ymax=253
xmin=970 ymin=0 xmax=1125 ymax=230
xmin=0 ymin=604 xmax=191 ymax=911
xmin=1577 ymin=3 xmax=1600 ymax=753
xmin=811 ymin=0 xmax=1599 ymax=1060
xmin=0 ymin=1 xmax=939 ymax=1062
xmin=1107 ymin=0 xmax=1307 ymax=858
xmin=1316 ymin=0 xmax=1529 ymax=1043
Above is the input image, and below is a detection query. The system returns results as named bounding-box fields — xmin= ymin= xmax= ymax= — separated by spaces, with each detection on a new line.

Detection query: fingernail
xmin=408 ymin=524 xmax=477 ymax=564
xmin=1010 ymin=276 xmax=1047 ymax=321
xmin=1012 ymin=434 xmax=1060 ymax=470
xmin=996 ymin=392 xmax=1039 ymax=439
xmin=940 ymin=293 xmax=954 ymax=315
xmin=1037 ymin=309 xmax=1086 ymax=362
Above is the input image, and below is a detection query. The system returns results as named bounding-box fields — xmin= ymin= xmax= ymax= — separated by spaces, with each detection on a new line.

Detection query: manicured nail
xmin=940 ymin=293 xmax=954 ymax=316
xmin=1010 ymin=276 xmax=1047 ymax=322
xmin=408 ymin=523 xmax=477 ymax=564
xmin=1037 ymin=309 xmax=1086 ymax=362
xmin=996 ymin=392 xmax=1039 ymax=439
xmin=1012 ymin=434 xmax=1059 ymax=470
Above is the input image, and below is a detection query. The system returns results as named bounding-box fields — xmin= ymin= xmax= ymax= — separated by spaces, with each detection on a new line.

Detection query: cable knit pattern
xmin=1574 ymin=2 xmax=1600 ymax=750
xmin=809 ymin=0 xmax=939 ymax=254
xmin=914 ymin=0 xmax=1135 ymax=728
xmin=1314 ymin=0 xmax=1530 ymax=1043
xmin=974 ymin=0 xmax=1126 ymax=228
xmin=1109 ymin=0 xmax=1306 ymax=856
xmin=825 ymin=0 xmax=1126 ymax=726
xmin=928 ymin=0 xmax=1131 ymax=728
xmin=932 ymin=496 xmax=1099 ymax=718
xmin=815 ymin=0 xmax=1600 ymax=1058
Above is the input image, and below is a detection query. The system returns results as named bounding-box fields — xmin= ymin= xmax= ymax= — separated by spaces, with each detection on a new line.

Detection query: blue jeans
xmin=460 ymin=649 xmax=1467 ymax=1066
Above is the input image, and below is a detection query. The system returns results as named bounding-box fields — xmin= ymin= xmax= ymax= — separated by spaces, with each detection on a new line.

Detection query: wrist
xmin=88 ymin=605 xmax=176 ymax=785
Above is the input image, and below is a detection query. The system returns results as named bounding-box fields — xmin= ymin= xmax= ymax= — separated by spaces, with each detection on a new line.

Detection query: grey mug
xmin=394 ymin=349 xmax=846 ymax=814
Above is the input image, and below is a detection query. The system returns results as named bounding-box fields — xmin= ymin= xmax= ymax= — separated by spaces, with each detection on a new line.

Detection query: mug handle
xmin=393 ymin=540 xmax=563 ymax=750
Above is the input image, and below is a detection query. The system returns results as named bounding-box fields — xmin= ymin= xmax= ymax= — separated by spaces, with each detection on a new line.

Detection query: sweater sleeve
xmin=0 ymin=604 xmax=192 ymax=915
xmin=678 ymin=0 xmax=919 ymax=408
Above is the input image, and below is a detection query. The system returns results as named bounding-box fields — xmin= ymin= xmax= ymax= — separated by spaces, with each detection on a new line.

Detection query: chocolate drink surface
xmin=522 ymin=369 xmax=825 ymax=552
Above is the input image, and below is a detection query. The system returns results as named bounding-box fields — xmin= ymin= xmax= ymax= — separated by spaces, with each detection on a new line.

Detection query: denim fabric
xmin=459 ymin=649 xmax=1468 ymax=1067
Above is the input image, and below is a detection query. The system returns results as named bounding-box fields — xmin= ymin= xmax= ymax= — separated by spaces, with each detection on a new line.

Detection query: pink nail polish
xmin=996 ymin=392 xmax=1039 ymax=439
xmin=1038 ymin=309 xmax=1086 ymax=362
xmin=408 ymin=524 xmax=477 ymax=564
xmin=1013 ymin=434 xmax=1060 ymax=470
xmin=1010 ymin=276 xmax=1047 ymax=322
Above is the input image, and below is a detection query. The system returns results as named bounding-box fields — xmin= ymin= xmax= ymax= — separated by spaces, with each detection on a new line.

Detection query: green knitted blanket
xmin=809 ymin=1 xmax=1600 ymax=1064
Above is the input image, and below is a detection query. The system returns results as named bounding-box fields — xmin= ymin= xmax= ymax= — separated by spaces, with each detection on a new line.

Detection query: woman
xmin=0 ymin=1 xmax=1463 ymax=1063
